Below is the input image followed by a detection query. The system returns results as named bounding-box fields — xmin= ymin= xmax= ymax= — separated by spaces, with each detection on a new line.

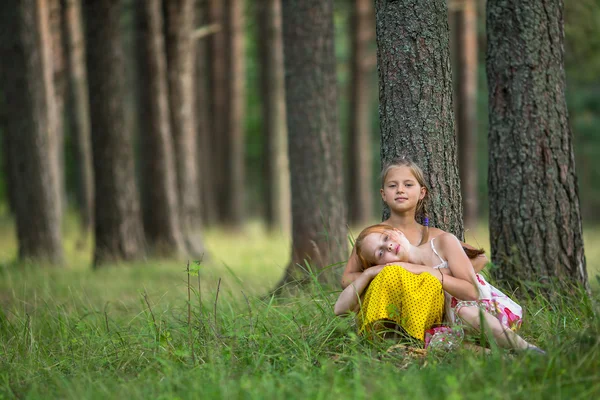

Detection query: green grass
xmin=1 ymin=217 xmax=600 ymax=399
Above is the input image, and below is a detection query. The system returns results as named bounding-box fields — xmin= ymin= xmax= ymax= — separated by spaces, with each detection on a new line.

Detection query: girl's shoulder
xmin=428 ymin=227 xmax=447 ymax=238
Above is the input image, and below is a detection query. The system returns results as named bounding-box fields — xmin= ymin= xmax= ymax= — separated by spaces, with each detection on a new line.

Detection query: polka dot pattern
xmin=357 ymin=265 xmax=445 ymax=341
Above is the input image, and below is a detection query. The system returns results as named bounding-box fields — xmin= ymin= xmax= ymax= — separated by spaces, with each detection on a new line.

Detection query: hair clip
xmin=423 ymin=217 xmax=429 ymax=227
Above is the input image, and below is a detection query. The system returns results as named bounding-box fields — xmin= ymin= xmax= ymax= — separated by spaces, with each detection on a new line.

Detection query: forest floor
xmin=0 ymin=216 xmax=599 ymax=399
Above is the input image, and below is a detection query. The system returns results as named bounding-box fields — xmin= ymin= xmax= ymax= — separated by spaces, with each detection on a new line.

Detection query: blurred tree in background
xmin=0 ymin=0 xmax=598 ymax=269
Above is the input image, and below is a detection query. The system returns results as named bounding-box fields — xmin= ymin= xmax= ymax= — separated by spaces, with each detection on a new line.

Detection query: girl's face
xmin=360 ymin=229 xmax=411 ymax=266
xmin=380 ymin=166 xmax=426 ymax=214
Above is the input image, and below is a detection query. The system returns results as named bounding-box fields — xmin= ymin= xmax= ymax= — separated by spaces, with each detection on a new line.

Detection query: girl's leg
xmin=456 ymin=305 xmax=529 ymax=350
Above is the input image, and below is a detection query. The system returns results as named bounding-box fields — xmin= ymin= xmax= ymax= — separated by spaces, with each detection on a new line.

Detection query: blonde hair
xmin=380 ymin=156 xmax=430 ymax=223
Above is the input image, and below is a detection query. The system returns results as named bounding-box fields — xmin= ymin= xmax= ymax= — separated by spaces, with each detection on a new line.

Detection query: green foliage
xmin=1 ymin=221 xmax=600 ymax=398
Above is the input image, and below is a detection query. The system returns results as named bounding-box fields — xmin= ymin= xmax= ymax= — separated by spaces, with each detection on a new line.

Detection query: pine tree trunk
xmin=257 ymin=0 xmax=291 ymax=234
xmin=195 ymin=0 xmax=216 ymax=228
xmin=279 ymin=0 xmax=348 ymax=286
xmin=164 ymin=0 xmax=205 ymax=256
xmin=83 ymin=0 xmax=145 ymax=265
xmin=454 ymin=0 xmax=478 ymax=229
xmin=49 ymin=0 xmax=66 ymax=218
xmin=206 ymin=0 xmax=227 ymax=223
xmin=61 ymin=0 xmax=94 ymax=235
xmin=136 ymin=0 xmax=185 ymax=257
xmin=221 ymin=0 xmax=246 ymax=227
xmin=375 ymin=0 xmax=463 ymax=238
xmin=487 ymin=0 xmax=587 ymax=288
xmin=347 ymin=0 xmax=375 ymax=227
xmin=0 ymin=0 xmax=63 ymax=263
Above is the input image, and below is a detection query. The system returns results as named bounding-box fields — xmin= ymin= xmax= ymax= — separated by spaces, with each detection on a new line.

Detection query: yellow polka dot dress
xmin=357 ymin=265 xmax=445 ymax=341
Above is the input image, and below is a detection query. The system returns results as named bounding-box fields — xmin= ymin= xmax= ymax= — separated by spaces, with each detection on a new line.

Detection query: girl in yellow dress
xmin=336 ymin=157 xmax=486 ymax=343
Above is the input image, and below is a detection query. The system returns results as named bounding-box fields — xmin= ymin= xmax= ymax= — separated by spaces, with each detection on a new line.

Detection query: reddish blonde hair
xmin=354 ymin=223 xmax=485 ymax=271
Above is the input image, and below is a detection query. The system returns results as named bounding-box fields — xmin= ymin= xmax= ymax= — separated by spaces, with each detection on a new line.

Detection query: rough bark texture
xmin=453 ymin=0 xmax=478 ymax=229
xmin=221 ymin=0 xmax=246 ymax=227
xmin=257 ymin=0 xmax=291 ymax=234
xmin=487 ymin=0 xmax=587 ymax=288
xmin=279 ymin=0 xmax=348 ymax=286
xmin=83 ymin=0 xmax=145 ymax=265
xmin=165 ymin=0 xmax=205 ymax=256
xmin=206 ymin=0 xmax=227 ymax=223
xmin=0 ymin=0 xmax=63 ymax=263
xmin=136 ymin=0 xmax=185 ymax=257
xmin=375 ymin=0 xmax=463 ymax=239
xmin=61 ymin=0 xmax=94 ymax=234
xmin=347 ymin=0 xmax=375 ymax=227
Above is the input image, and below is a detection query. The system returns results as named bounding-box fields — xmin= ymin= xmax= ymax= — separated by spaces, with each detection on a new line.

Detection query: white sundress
xmin=424 ymin=238 xmax=524 ymax=350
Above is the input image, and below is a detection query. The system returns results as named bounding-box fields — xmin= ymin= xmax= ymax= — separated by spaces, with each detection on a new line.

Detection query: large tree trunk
xmin=0 ymin=0 xmax=63 ymax=263
xmin=164 ymin=0 xmax=205 ymax=256
xmin=278 ymin=0 xmax=348 ymax=287
xmin=49 ymin=0 xmax=66 ymax=218
xmin=487 ymin=0 xmax=587 ymax=289
xmin=347 ymin=0 xmax=375 ymax=227
xmin=257 ymin=0 xmax=291 ymax=234
xmin=61 ymin=0 xmax=94 ymax=235
xmin=136 ymin=0 xmax=185 ymax=257
xmin=375 ymin=0 xmax=463 ymax=238
xmin=83 ymin=0 xmax=145 ymax=266
xmin=206 ymin=0 xmax=227 ymax=224
xmin=453 ymin=0 xmax=478 ymax=230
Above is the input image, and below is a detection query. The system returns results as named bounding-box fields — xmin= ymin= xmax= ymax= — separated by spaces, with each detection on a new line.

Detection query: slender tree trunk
xmin=375 ymin=0 xmax=463 ymax=238
xmin=257 ymin=0 xmax=291 ymax=234
xmin=221 ymin=0 xmax=246 ymax=227
xmin=164 ymin=0 xmax=205 ymax=256
xmin=453 ymin=0 xmax=478 ymax=229
xmin=0 ymin=0 xmax=63 ymax=263
xmin=347 ymin=0 xmax=375 ymax=227
xmin=487 ymin=0 xmax=587 ymax=289
xmin=136 ymin=0 xmax=185 ymax=257
xmin=49 ymin=0 xmax=66 ymax=218
xmin=278 ymin=0 xmax=348 ymax=287
xmin=206 ymin=0 xmax=227 ymax=223
xmin=83 ymin=0 xmax=145 ymax=265
xmin=61 ymin=0 xmax=94 ymax=235
xmin=195 ymin=0 xmax=216 ymax=228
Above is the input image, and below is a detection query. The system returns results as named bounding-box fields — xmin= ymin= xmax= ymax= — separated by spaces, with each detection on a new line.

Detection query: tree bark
xmin=221 ymin=0 xmax=246 ymax=227
xmin=278 ymin=0 xmax=348 ymax=287
xmin=257 ymin=0 xmax=291 ymax=234
xmin=195 ymin=0 xmax=216 ymax=227
xmin=61 ymin=0 xmax=94 ymax=234
xmin=0 ymin=0 xmax=63 ymax=263
xmin=136 ymin=0 xmax=185 ymax=257
xmin=347 ymin=0 xmax=375 ymax=227
xmin=487 ymin=0 xmax=587 ymax=289
xmin=453 ymin=0 xmax=478 ymax=230
xmin=206 ymin=0 xmax=227 ymax=223
xmin=375 ymin=0 xmax=463 ymax=238
xmin=164 ymin=0 xmax=205 ymax=256
xmin=49 ymin=0 xmax=66 ymax=218
xmin=83 ymin=0 xmax=145 ymax=265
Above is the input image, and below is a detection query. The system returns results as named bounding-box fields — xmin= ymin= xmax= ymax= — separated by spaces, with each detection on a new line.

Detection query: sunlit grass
xmin=1 ymin=214 xmax=600 ymax=398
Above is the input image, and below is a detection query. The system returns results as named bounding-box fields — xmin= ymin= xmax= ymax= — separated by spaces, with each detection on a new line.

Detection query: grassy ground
xmin=0 ymin=217 xmax=599 ymax=399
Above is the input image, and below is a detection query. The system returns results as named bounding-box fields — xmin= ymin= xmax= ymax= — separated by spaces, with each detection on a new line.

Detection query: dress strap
xmin=431 ymin=238 xmax=449 ymax=269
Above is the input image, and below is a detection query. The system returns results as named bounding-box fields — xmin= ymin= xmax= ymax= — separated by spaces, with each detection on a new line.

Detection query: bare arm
xmin=461 ymin=241 xmax=489 ymax=273
xmin=334 ymin=265 xmax=384 ymax=315
xmin=341 ymin=247 xmax=363 ymax=289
